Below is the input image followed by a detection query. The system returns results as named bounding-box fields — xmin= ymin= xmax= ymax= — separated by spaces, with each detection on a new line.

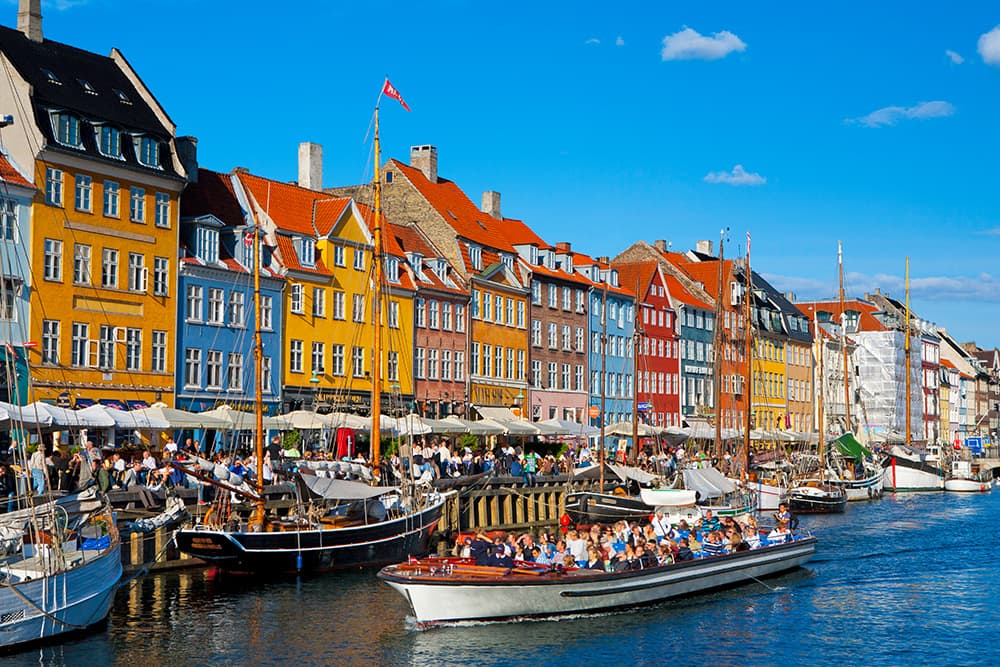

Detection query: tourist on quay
xmin=523 ymin=450 xmax=539 ymax=487
xmin=28 ymin=445 xmax=47 ymax=495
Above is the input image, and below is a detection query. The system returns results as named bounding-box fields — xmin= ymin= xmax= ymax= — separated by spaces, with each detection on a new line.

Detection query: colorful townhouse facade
xmin=176 ymin=168 xmax=285 ymax=421
xmin=0 ymin=152 xmax=34 ymax=403
xmin=0 ymin=19 xmax=185 ymax=409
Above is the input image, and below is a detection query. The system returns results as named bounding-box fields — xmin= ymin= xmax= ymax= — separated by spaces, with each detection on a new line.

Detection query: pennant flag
xmin=746 ymin=231 xmax=751 ymax=255
xmin=382 ymin=78 xmax=411 ymax=112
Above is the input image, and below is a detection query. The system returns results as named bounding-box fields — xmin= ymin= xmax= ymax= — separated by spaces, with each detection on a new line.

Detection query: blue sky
xmin=20 ymin=1 xmax=1000 ymax=345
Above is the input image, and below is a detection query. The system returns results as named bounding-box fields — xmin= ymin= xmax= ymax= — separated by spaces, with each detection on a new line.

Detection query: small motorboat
xmin=943 ymin=460 xmax=990 ymax=493
xmin=787 ymin=481 xmax=847 ymax=513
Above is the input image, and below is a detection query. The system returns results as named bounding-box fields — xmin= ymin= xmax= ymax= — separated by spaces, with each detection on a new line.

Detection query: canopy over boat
xmin=682 ymin=466 xmax=737 ymax=500
xmin=298 ymin=475 xmax=398 ymax=500
xmin=833 ymin=432 xmax=873 ymax=462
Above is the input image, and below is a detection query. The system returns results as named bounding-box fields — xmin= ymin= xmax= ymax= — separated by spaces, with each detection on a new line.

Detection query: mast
xmin=816 ymin=311 xmax=826 ymax=484
xmin=904 ymin=256 xmax=911 ymax=446
xmin=630 ymin=276 xmax=640 ymax=465
xmin=599 ymin=278 xmax=608 ymax=490
xmin=839 ymin=240 xmax=851 ymax=433
xmin=742 ymin=233 xmax=752 ymax=480
xmin=371 ymin=106 xmax=384 ymax=469
xmin=712 ymin=230 xmax=725 ymax=462
xmin=250 ymin=209 xmax=265 ymax=527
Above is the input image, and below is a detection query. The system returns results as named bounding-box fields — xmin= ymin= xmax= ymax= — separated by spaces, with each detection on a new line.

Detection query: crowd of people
xmin=453 ymin=506 xmax=797 ymax=572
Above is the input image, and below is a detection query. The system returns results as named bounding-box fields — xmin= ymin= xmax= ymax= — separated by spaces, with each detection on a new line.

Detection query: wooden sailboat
xmin=174 ymin=82 xmax=450 ymax=573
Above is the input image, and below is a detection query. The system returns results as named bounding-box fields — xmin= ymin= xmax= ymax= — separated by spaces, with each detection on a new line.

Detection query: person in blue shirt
xmin=701 ymin=510 xmax=721 ymax=533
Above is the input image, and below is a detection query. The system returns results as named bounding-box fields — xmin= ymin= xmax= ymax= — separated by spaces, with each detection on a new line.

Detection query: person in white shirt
xmin=164 ymin=438 xmax=178 ymax=454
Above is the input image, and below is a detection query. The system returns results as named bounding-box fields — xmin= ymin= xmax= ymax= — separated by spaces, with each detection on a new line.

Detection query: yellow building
xmin=753 ymin=335 xmax=788 ymax=432
xmin=236 ymin=171 xmax=414 ymax=413
xmin=0 ymin=20 xmax=186 ymax=407
xmin=469 ymin=269 xmax=530 ymax=409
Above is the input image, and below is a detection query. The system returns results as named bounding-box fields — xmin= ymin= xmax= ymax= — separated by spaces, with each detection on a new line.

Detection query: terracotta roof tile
xmin=794 ymin=300 xmax=886 ymax=332
xmin=664 ymin=274 xmax=713 ymax=311
xmin=0 ymin=153 xmax=31 ymax=189
xmin=237 ymin=171 xmax=351 ymax=237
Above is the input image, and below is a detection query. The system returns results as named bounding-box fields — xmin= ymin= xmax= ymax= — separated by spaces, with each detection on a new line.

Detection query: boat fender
xmin=695 ymin=491 xmax=702 ymax=502
xmin=867 ymin=487 xmax=873 ymax=498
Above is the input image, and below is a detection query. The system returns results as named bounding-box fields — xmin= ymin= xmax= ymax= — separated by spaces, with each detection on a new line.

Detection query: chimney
xmin=481 ymin=190 xmax=501 ymax=219
xmin=298 ymin=141 xmax=323 ymax=191
xmin=176 ymin=136 xmax=199 ymax=184
xmin=596 ymin=256 xmax=609 ymax=264
xmin=785 ymin=291 xmax=796 ymax=302
xmin=410 ymin=145 xmax=438 ymax=183
xmin=653 ymin=239 xmax=668 ymax=252
xmin=555 ymin=242 xmax=572 ymax=254
xmin=695 ymin=240 xmax=713 ymax=256
xmin=17 ymin=0 xmax=41 ymax=42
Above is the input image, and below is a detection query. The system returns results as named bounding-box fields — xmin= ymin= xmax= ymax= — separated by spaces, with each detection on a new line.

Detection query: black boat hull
xmin=565 ymin=491 xmax=653 ymax=523
xmin=787 ymin=490 xmax=847 ymax=514
xmin=176 ymin=500 xmax=445 ymax=573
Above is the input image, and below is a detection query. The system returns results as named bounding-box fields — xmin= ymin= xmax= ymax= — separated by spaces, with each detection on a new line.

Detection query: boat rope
xmin=747 ymin=574 xmax=780 ymax=592
xmin=0 ymin=578 xmax=91 ymax=630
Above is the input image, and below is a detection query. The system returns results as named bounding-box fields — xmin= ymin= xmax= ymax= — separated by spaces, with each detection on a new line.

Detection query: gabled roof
xmin=0 ymin=152 xmax=32 ymax=188
xmin=940 ymin=359 xmax=958 ymax=371
xmin=383 ymin=222 xmax=466 ymax=296
xmin=273 ymin=234 xmax=331 ymax=277
xmin=568 ymin=251 xmax=634 ymax=299
xmin=612 ymin=261 xmax=659 ymax=301
xmin=236 ymin=171 xmax=352 ymax=238
xmin=664 ymin=274 xmax=713 ymax=311
xmin=389 ymin=159 xmax=517 ymax=253
xmin=794 ymin=299 xmax=887 ymax=332
xmin=180 ymin=169 xmax=246 ymax=227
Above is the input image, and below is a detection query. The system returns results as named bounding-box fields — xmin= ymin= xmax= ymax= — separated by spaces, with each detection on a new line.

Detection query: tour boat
xmin=379 ymin=533 xmax=816 ymax=626
xmin=943 ymin=460 xmax=990 ymax=493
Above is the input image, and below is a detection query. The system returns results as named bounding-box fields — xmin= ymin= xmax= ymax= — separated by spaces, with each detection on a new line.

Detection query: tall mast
xmin=712 ymin=230 xmax=725 ymax=462
xmin=250 ymin=211 xmax=265 ymax=527
xmin=839 ymin=240 xmax=851 ymax=433
xmin=904 ymin=256 xmax=911 ymax=446
xmin=371 ymin=107 xmax=384 ymax=468
xmin=630 ymin=276 xmax=640 ymax=465
xmin=742 ymin=233 xmax=752 ymax=480
xmin=599 ymin=277 xmax=608 ymax=490
xmin=816 ymin=311 xmax=826 ymax=484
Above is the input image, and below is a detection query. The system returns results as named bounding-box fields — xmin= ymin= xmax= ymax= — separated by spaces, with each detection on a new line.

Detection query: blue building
xmin=0 ymin=152 xmax=34 ymax=404
xmin=577 ymin=259 xmax=635 ymax=444
xmin=177 ymin=169 xmax=284 ymax=433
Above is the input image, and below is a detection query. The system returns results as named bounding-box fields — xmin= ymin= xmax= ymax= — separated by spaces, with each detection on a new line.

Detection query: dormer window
xmin=42 ymin=68 xmax=61 ymax=84
xmin=546 ymin=252 xmax=556 ymax=270
xmin=407 ymin=252 xmax=423 ymax=275
xmin=98 ymin=125 xmax=121 ymax=158
xmin=843 ymin=309 xmax=860 ymax=333
xmin=528 ymin=245 xmax=538 ymax=265
xmin=609 ymin=270 xmax=619 ymax=288
xmin=195 ymin=227 xmax=219 ymax=264
xmin=469 ymin=244 xmax=482 ymax=271
xmin=77 ymin=79 xmax=97 ymax=95
xmin=432 ymin=258 xmax=448 ymax=281
xmin=298 ymin=237 xmax=316 ymax=267
xmin=385 ymin=257 xmax=400 ymax=282
xmin=136 ymin=136 xmax=161 ymax=168
xmin=51 ymin=112 xmax=81 ymax=148
xmin=500 ymin=253 xmax=514 ymax=269
xmin=113 ymin=88 xmax=131 ymax=104
xmin=563 ymin=256 xmax=573 ymax=273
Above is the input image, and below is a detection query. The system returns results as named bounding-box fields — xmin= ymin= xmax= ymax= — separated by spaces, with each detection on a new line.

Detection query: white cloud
xmin=846 ymin=100 xmax=955 ymax=128
xmin=704 ymin=164 xmax=766 ymax=186
xmin=616 ymin=36 xmax=625 ymax=47
xmin=980 ymin=227 xmax=1000 ymax=236
xmin=945 ymin=49 xmax=964 ymax=64
xmin=765 ymin=271 xmax=1000 ymax=303
xmin=661 ymin=27 xmax=746 ymax=61
xmin=978 ymin=25 xmax=1000 ymax=66
xmin=585 ymin=37 xmax=601 ymax=45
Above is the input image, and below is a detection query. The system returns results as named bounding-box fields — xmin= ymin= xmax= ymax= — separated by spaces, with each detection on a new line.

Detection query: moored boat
xmin=787 ymin=481 xmax=847 ymax=513
xmin=378 ymin=533 xmax=816 ymax=626
xmin=881 ymin=445 xmax=945 ymax=491
xmin=943 ymin=460 xmax=990 ymax=493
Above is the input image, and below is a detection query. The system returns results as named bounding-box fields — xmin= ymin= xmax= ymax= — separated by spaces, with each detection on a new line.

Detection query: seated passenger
xmin=701 ymin=510 xmax=721 ymax=533
xmin=633 ymin=545 xmax=656 ymax=569
xmin=767 ymin=520 xmax=791 ymax=544
xmin=729 ymin=531 xmax=749 ymax=552
xmin=657 ymin=544 xmax=675 ymax=565
xmin=675 ymin=538 xmax=694 ymax=561
xmin=488 ymin=544 xmax=514 ymax=568
xmin=743 ymin=525 xmax=762 ymax=549
xmin=585 ymin=547 xmax=606 ymax=571
xmin=701 ymin=531 xmax=727 ymax=557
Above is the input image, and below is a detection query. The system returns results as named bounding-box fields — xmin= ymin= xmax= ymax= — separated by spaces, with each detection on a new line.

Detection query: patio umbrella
xmin=134 ymin=404 xmax=231 ymax=430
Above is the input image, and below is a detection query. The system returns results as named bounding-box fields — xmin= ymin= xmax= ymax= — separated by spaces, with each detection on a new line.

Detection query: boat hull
xmin=0 ymin=541 xmax=122 ymax=651
xmin=741 ymin=479 xmax=785 ymax=511
xmin=881 ymin=455 xmax=944 ymax=491
xmin=787 ymin=485 xmax=847 ymax=514
xmin=827 ymin=473 xmax=884 ymax=501
xmin=380 ymin=537 xmax=816 ymax=625
xmin=943 ymin=478 xmax=989 ymax=493
xmin=176 ymin=498 xmax=446 ymax=573
xmin=564 ymin=491 xmax=654 ymax=523
xmin=638 ymin=488 xmax=697 ymax=508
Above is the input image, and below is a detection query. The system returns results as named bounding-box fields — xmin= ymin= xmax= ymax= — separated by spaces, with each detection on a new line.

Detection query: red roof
xmin=0 ymin=153 xmax=32 ymax=188
xmin=664 ymin=274 xmax=713 ymax=311
xmin=236 ymin=171 xmax=352 ymax=237
xmin=180 ymin=169 xmax=245 ymax=226
xmin=940 ymin=359 xmax=957 ymax=370
xmin=794 ymin=300 xmax=886 ymax=332
xmin=384 ymin=222 xmax=466 ymax=296
xmin=612 ymin=261 xmax=658 ymax=300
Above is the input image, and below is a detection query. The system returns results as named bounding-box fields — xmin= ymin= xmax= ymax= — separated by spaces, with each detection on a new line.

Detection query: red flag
xmin=243 ymin=231 xmax=254 ymax=247
xmin=382 ymin=79 xmax=411 ymax=112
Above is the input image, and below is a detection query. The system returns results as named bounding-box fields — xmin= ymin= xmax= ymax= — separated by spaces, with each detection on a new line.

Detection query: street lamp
xmin=515 ymin=390 xmax=525 ymax=419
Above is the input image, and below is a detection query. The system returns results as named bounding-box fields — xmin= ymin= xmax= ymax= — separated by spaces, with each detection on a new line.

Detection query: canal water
xmin=8 ymin=490 xmax=1000 ymax=666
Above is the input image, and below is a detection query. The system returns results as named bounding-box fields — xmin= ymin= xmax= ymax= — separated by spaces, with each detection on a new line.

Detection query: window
xmin=313 ymin=288 xmax=327 ymax=317
xmin=494 ymin=295 xmax=505 ymax=324
xmin=184 ymin=348 xmax=201 ymax=387
xmin=208 ymin=288 xmax=224 ymax=324
xmin=43 ymin=239 xmax=63 ymax=281
xmin=289 ymin=340 xmax=303 ymax=373
xmin=354 ymin=247 xmax=365 ymax=270
xmin=562 ymin=325 xmax=572 ymax=351
xmin=227 ymin=353 xmax=244 ymax=390
xmin=575 ymin=327 xmax=585 ymax=352
xmin=103 ymin=181 xmax=120 ymax=217
xmin=482 ymin=344 xmax=492 ymax=376
xmin=352 ymin=294 xmax=365 ymax=322
xmin=311 ymin=342 xmax=325 ymax=375
xmin=470 ymin=342 xmax=480 ymax=375
xmin=290 ymin=284 xmax=304 ymax=313
xmin=154 ymin=193 xmax=170 ymax=228
xmin=153 ymin=256 xmax=169 ymax=296
xmin=129 ymin=186 xmax=145 ymax=222
xmin=0 ymin=279 xmax=15 ymax=321
xmin=127 ymin=252 xmax=146 ymax=292
xmin=469 ymin=244 xmax=482 ymax=270
xmin=548 ymin=362 xmax=558 ymax=389
xmin=454 ymin=351 xmax=465 ymax=381
xmin=137 ymin=136 xmax=160 ymax=168
xmin=428 ymin=348 xmax=439 ymax=379
xmin=456 ymin=304 xmax=465 ymax=332
xmin=71 ymin=323 xmax=88 ymax=367
xmin=495 ymin=346 xmax=504 ymax=379
xmin=260 ymin=296 xmax=273 ymax=330
xmin=333 ymin=244 xmax=345 ymax=267
xmin=442 ymin=302 xmax=453 ymax=330
xmin=332 ymin=291 xmax=344 ymax=320
xmin=45 ymin=168 xmax=63 ymax=206
xmin=548 ymin=284 xmax=557 ymax=308
xmin=482 ymin=292 xmax=492 ymax=322
xmin=387 ymin=351 xmax=399 ymax=382
xmin=532 ymin=360 xmax=541 ymax=387
xmin=531 ymin=320 xmax=541 ymax=346
xmin=415 ymin=347 xmax=426 ymax=379
xmin=575 ymin=365 xmax=584 ymax=391
xmin=52 ymin=112 xmax=81 ymax=147
xmin=562 ymin=363 xmax=571 ymax=390
xmin=531 ymin=280 xmax=541 ymax=304
xmin=73 ymin=244 xmax=91 ymax=285
xmin=228 ymin=291 xmax=245 ymax=326
xmin=517 ymin=301 xmax=525 ymax=328
xmin=548 ymin=322 xmax=558 ymax=349
xmin=415 ymin=298 xmax=426 ymax=327
xmin=562 ymin=286 xmax=571 ymax=310
xmin=125 ymin=328 xmax=142 ymax=371
xmin=42 ymin=320 xmax=59 ymax=365
xmin=0 ymin=198 xmax=15 ymax=241
xmin=74 ymin=174 xmax=92 ymax=212
xmin=352 ymin=346 xmax=365 ymax=377
xmin=151 ymin=331 xmax=167 ymax=372
xmin=506 ymin=298 xmax=514 ymax=325
xmin=576 ymin=289 xmax=585 ymax=313
xmin=186 ymin=285 xmax=203 ymax=321
xmin=195 ymin=227 xmax=218 ymax=264
xmin=262 ymin=356 xmax=273 ymax=393
xmin=429 ymin=300 xmax=440 ymax=329
xmin=99 ymin=125 xmax=121 ymax=158
xmin=98 ymin=325 xmax=114 ymax=369
xmin=441 ymin=349 xmax=452 ymax=380
xmin=331 ymin=344 xmax=344 ymax=376
xmin=389 ymin=301 xmax=399 ymax=328
xmin=385 ymin=257 xmax=399 ymax=282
